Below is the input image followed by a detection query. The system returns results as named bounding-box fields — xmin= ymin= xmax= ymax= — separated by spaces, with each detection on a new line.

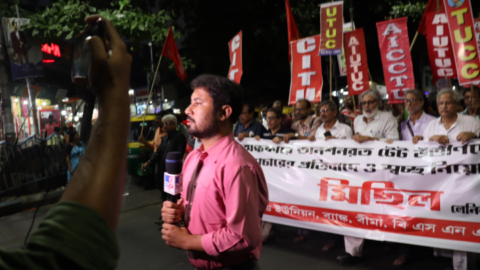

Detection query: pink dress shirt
xmin=181 ymin=133 xmax=268 ymax=270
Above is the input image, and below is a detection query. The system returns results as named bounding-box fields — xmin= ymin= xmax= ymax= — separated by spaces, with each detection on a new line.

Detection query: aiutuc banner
xmin=238 ymin=138 xmax=480 ymax=253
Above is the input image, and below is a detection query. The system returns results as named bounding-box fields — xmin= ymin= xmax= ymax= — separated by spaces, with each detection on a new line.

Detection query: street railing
xmin=0 ymin=133 xmax=67 ymax=197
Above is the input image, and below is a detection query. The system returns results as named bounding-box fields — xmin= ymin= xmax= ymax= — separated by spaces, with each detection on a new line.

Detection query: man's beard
xmin=187 ymin=116 xmax=220 ymax=139
xmin=363 ymin=107 xmax=379 ymax=119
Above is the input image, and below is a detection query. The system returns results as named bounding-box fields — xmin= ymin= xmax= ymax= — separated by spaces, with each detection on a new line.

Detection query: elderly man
xmin=400 ymin=89 xmax=436 ymax=143
xmin=283 ymin=99 xmax=322 ymax=143
xmin=337 ymin=89 xmax=399 ymax=264
xmin=310 ymin=100 xmax=352 ymax=141
xmin=423 ymin=88 xmax=480 ymax=270
xmin=273 ymin=100 xmax=293 ymax=128
xmin=142 ymin=114 xmax=186 ymax=218
xmin=424 ymin=88 xmax=480 ymax=145
xmin=462 ymin=86 xmax=480 ymax=122
xmin=234 ymin=103 xmax=265 ymax=141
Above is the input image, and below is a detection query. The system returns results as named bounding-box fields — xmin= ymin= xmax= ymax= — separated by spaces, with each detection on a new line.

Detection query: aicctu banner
xmin=237 ymin=138 xmax=480 ymax=253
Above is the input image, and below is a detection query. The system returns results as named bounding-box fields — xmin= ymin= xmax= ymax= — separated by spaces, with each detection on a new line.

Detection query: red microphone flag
xmin=161 ymin=26 xmax=187 ymax=81
xmin=285 ymin=0 xmax=302 ymax=61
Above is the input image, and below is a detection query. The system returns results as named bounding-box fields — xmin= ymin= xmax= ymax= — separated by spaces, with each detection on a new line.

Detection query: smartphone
xmin=71 ymin=19 xmax=105 ymax=82
xmin=324 ymin=131 xmax=332 ymax=137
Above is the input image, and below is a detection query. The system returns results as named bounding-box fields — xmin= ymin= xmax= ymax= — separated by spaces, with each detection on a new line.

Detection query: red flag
xmin=228 ymin=31 xmax=243 ymax=83
xmin=285 ymin=0 xmax=301 ymax=61
xmin=288 ymin=35 xmax=323 ymax=105
xmin=344 ymin=29 xmax=370 ymax=96
xmin=418 ymin=0 xmax=445 ymax=36
xmin=425 ymin=12 xmax=457 ymax=84
xmin=376 ymin=17 xmax=416 ymax=104
xmin=161 ymin=26 xmax=187 ymax=81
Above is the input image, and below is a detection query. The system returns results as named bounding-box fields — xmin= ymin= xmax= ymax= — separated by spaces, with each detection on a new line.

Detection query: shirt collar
xmin=297 ymin=115 xmax=313 ymax=126
xmin=320 ymin=120 xmax=339 ymax=129
xmin=197 ymin=132 xmax=234 ymax=164
xmin=363 ymin=111 xmax=380 ymax=123
xmin=462 ymin=108 xmax=478 ymax=117
xmin=407 ymin=111 xmax=427 ymax=123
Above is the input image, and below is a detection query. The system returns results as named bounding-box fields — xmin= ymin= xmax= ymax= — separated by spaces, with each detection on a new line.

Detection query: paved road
xmin=0 ymin=177 xmax=459 ymax=269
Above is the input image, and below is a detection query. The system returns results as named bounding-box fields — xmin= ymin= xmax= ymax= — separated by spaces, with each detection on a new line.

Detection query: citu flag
xmin=285 ymin=0 xmax=301 ymax=61
xmin=161 ymin=26 xmax=187 ymax=81
xmin=418 ymin=0 xmax=445 ymax=35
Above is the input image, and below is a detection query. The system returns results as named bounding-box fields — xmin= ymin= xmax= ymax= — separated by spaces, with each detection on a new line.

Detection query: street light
xmin=23 ymin=100 xmax=28 ymax=105
xmin=14 ymin=98 xmax=18 ymax=102
xmin=42 ymin=101 xmax=46 ymax=106
xmin=61 ymin=110 xmax=66 ymax=116
xmin=128 ymin=89 xmax=134 ymax=95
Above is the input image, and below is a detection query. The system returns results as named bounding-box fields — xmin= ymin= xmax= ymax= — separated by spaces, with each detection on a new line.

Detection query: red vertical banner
xmin=319 ymin=1 xmax=343 ymax=56
xmin=289 ymin=35 xmax=323 ymax=105
xmin=228 ymin=31 xmax=243 ymax=83
xmin=443 ymin=0 xmax=480 ymax=86
xmin=425 ymin=12 xmax=457 ymax=83
xmin=344 ymin=28 xmax=370 ymax=96
xmin=376 ymin=17 xmax=415 ymax=104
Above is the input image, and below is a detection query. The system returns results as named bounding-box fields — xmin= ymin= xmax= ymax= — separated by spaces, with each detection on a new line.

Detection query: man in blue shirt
xmin=234 ymin=103 xmax=266 ymax=141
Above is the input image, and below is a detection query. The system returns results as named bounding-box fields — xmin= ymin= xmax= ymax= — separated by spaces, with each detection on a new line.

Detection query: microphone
xmin=164 ymin=152 xmax=183 ymax=203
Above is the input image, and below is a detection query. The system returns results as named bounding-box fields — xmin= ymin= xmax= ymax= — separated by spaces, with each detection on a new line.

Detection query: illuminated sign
xmin=41 ymin=43 xmax=61 ymax=57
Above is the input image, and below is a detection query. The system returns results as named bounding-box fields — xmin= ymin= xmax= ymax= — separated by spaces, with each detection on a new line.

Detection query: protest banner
xmin=319 ymin=1 xmax=343 ymax=56
xmin=344 ymin=28 xmax=370 ymax=95
xmin=337 ymin=22 xmax=354 ymax=76
xmin=443 ymin=0 xmax=480 ymax=86
xmin=1 ymin=18 xmax=44 ymax=79
xmin=238 ymin=138 xmax=480 ymax=253
xmin=425 ymin=12 xmax=457 ymax=83
xmin=376 ymin=17 xmax=415 ymax=104
xmin=288 ymin=35 xmax=323 ymax=105
xmin=228 ymin=31 xmax=243 ymax=83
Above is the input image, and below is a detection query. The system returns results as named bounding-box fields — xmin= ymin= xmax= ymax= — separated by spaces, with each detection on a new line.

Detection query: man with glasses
xmin=399 ymin=89 xmax=436 ymax=143
xmin=283 ymin=99 xmax=322 ymax=143
xmin=142 ymin=114 xmax=186 ymax=223
xmin=255 ymin=107 xmax=294 ymax=143
xmin=462 ymin=86 xmax=480 ymax=122
xmin=310 ymin=100 xmax=352 ymax=141
xmin=234 ymin=103 xmax=265 ymax=141
xmin=337 ymin=88 xmax=399 ymax=265
xmin=423 ymin=88 xmax=480 ymax=270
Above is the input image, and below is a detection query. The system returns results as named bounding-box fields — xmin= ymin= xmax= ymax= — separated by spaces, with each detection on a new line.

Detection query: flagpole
xmin=410 ymin=31 xmax=419 ymax=51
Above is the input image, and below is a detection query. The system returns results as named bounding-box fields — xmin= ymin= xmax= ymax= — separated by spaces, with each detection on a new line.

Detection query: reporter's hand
xmin=457 ymin=132 xmax=476 ymax=144
xmin=254 ymin=135 xmax=261 ymax=141
xmin=273 ymin=137 xmax=282 ymax=144
xmin=238 ymin=133 xmax=245 ymax=141
xmin=412 ymin=135 xmax=423 ymax=144
xmin=162 ymin=198 xmax=184 ymax=224
xmin=75 ymin=15 xmax=132 ymax=99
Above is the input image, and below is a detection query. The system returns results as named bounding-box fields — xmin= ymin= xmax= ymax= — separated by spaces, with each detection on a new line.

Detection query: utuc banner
xmin=289 ymin=35 xmax=323 ymax=105
xmin=344 ymin=28 xmax=370 ymax=96
xmin=228 ymin=31 xmax=243 ymax=83
xmin=376 ymin=17 xmax=415 ymax=104
xmin=426 ymin=12 xmax=457 ymax=83
xmin=443 ymin=0 xmax=480 ymax=86
xmin=337 ymin=22 xmax=354 ymax=77
xmin=319 ymin=1 xmax=343 ymax=56
xmin=238 ymin=138 xmax=480 ymax=253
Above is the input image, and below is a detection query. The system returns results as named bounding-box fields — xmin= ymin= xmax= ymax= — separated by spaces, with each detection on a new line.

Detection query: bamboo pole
xmin=140 ymin=54 xmax=163 ymax=136
xmin=410 ymin=31 xmax=419 ymax=52
xmin=330 ymin=55 xmax=333 ymax=101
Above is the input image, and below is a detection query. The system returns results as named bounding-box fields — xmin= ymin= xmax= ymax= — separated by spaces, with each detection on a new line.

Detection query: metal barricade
xmin=0 ymin=133 xmax=67 ymax=197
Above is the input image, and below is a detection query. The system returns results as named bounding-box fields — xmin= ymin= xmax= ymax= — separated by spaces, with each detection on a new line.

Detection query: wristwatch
xmin=294 ymin=133 xmax=299 ymax=138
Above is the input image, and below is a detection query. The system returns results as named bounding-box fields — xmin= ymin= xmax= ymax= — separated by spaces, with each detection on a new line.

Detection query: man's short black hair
xmin=463 ymin=86 xmax=480 ymax=97
xmin=267 ymin=107 xmax=282 ymax=119
xmin=48 ymin=115 xmax=54 ymax=119
xmin=259 ymin=103 xmax=270 ymax=109
xmin=191 ymin=75 xmax=243 ymax=124
xmin=297 ymin=99 xmax=312 ymax=109
xmin=243 ymin=103 xmax=254 ymax=114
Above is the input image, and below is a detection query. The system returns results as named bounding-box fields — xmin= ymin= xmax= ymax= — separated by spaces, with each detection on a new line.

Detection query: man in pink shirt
xmin=161 ymin=75 xmax=269 ymax=270
xmin=44 ymin=115 xmax=59 ymax=138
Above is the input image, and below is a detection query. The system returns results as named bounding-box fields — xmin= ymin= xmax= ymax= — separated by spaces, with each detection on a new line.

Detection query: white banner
xmin=238 ymin=138 xmax=480 ymax=252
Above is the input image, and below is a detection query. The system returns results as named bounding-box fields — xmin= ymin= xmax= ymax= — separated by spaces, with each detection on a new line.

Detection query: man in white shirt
xmin=423 ymin=88 xmax=479 ymax=270
xmin=423 ymin=88 xmax=480 ymax=145
xmin=337 ymin=88 xmax=399 ymax=265
xmin=309 ymin=100 xmax=352 ymax=141
xmin=400 ymin=89 xmax=436 ymax=143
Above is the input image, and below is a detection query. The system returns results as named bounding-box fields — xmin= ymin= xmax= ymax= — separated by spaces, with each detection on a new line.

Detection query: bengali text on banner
xmin=238 ymin=138 xmax=480 ymax=253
